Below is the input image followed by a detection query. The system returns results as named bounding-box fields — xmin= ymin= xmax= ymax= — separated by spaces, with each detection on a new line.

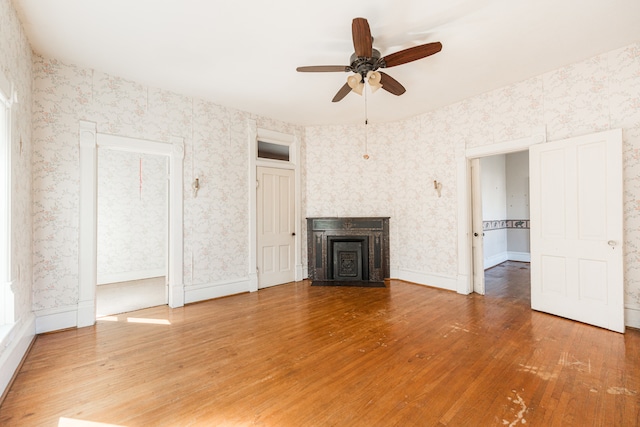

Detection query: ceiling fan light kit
xmin=296 ymin=17 xmax=443 ymax=161
xmin=296 ymin=17 xmax=442 ymax=102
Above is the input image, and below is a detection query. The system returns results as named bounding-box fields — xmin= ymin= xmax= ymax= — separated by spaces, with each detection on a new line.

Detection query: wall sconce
xmin=192 ymin=178 xmax=200 ymax=198
xmin=434 ymin=180 xmax=442 ymax=198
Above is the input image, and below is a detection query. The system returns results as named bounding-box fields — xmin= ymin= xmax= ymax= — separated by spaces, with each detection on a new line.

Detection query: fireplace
xmin=307 ymin=217 xmax=389 ymax=282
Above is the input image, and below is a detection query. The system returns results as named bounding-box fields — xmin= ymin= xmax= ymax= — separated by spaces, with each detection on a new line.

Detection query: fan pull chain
xmin=363 ymin=87 xmax=370 ymax=160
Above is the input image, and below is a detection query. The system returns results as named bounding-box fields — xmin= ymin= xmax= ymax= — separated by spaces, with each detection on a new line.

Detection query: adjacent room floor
xmin=96 ymin=276 xmax=167 ymax=317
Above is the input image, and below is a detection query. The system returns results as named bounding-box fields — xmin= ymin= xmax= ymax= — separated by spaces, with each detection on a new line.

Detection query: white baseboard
xmin=97 ymin=268 xmax=165 ymax=285
xmin=295 ymin=263 xmax=304 ymax=282
xmin=391 ymin=268 xmax=458 ymax=291
xmin=0 ymin=314 xmax=35 ymax=398
xmin=484 ymin=252 xmax=509 ymax=270
xmin=625 ymin=306 xmax=640 ymax=330
xmin=35 ymin=305 xmax=78 ymax=334
xmin=184 ymin=278 xmax=250 ymax=304
xmin=508 ymin=252 xmax=531 ymax=262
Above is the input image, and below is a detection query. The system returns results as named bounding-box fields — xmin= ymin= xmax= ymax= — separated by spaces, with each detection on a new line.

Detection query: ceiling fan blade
xmin=379 ymin=72 xmax=406 ymax=96
xmin=352 ymin=18 xmax=373 ymax=58
xmin=382 ymin=42 xmax=442 ymax=68
xmin=297 ymin=65 xmax=351 ymax=72
xmin=332 ymin=82 xmax=352 ymax=102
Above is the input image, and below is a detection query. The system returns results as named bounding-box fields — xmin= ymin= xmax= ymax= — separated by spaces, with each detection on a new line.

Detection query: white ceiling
xmin=12 ymin=0 xmax=640 ymax=126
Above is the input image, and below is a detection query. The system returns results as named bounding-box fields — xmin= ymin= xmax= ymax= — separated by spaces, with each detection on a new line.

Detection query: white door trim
xmin=456 ymin=128 xmax=546 ymax=295
xmin=247 ymin=121 xmax=301 ymax=292
xmin=78 ymin=122 xmax=185 ymax=327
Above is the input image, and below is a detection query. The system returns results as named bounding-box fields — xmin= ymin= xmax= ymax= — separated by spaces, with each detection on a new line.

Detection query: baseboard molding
xmin=484 ymin=252 xmax=509 ymax=270
xmin=391 ymin=268 xmax=458 ymax=291
xmin=625 ymin=306 xmax=640 ymax=330
xmin=97 ymin=268 xmax=165 ymax=285
xmin=35 ymin=305 xmax=78 ymax=334
xmin=508 ymin=252 xmax=531 ymax=262
xmin=0 ymin=314 xmax=36 ymax=399
xmin=295 ymin=263 xmax=304 ymax=282
xmin=184 ymin=278 xmax=250 ymax=304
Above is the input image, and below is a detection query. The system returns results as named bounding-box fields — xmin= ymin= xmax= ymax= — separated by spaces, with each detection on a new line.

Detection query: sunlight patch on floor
xmin=127 ymin=317 xmax=171 ymax=325
xmin=96 ymin=315 xmax=171 ymax=325
xmin=59 ymin=417 xmax=125 ymax=427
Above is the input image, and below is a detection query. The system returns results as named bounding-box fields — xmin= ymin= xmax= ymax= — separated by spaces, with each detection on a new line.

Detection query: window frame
xmin=0 ymin=70 xmax=13 ymax=327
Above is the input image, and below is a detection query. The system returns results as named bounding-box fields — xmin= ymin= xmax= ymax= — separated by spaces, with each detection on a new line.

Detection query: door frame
xmin=78 ymin=121 xmax=185 ymax=328
xmin=456 ymin=128 xmax=546 ymax=295
xmin=247 ymin=122 xmax=302 ymax=292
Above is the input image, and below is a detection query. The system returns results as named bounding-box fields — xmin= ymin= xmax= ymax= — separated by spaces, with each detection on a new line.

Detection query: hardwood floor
xmin=1 ymin=277 xmax=638 ymax=426
xmin=485 ymin=260 xmax=531 ymax=304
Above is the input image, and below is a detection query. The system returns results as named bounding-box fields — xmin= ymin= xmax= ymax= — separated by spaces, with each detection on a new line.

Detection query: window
xmin=258 ymin=140 xmax=290 ymax=161
xmin=0 ymin=70 xmax=13 ymax=328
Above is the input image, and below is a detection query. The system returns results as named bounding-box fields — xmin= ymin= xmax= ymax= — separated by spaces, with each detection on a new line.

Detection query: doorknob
xmin=292 ymin=232 xmax=296 ymax=236
xmin=608 ymin=240 xmax=617 ymax=246
xmin=474 ymin=233 xmax=478 ymax=237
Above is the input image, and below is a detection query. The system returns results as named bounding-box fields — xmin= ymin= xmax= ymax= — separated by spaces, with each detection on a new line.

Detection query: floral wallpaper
xmin=97 ymin=150 xmax=167 ymax=282
xmin=31 ymin=56 xmax=304 ymax=311
xmin=306 ymin=42 xmax=640 ymax=319
xmin=0 ymin=0 xmax=33 ymax=333
xmin=4 ymin=0 xmax=639 ymax=327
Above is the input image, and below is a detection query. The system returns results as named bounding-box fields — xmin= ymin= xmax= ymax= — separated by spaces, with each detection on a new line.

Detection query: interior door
xmin=529 ymin=129 xmax=624 ymax=333
xmin=257 ymin=166 xmax=295 ymax=288
xmin=471 ymin=159 xmax=485 ymax=294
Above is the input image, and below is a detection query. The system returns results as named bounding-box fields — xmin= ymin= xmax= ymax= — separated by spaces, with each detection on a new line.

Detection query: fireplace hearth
xmin=307 ymin=217 xmax=389 ymax=282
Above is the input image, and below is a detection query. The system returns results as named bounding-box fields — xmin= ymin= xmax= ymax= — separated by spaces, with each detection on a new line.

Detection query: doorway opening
xmin=96 ymin=150 xmax=169 ymax=316
xmin=473 ymin=151 xmax=531 ymax=304
xmin=78 ymin=122 xmax=185 ymax=328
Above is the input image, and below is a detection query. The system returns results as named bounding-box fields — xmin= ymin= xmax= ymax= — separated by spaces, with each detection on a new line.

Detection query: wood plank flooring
xmin=1 ymin=273 xmax=639 ymax=426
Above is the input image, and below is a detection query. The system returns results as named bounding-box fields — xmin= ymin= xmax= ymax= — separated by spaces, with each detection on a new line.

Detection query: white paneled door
xmin=530 ymin=129 xmax=624 ymax=333
xmin=471 ymin=159 xmax=485 ymax=295
xmin=257 ymin=166 xmax=295 ymax=289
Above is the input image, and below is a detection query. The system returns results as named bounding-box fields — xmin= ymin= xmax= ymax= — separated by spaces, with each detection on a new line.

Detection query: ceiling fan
xmin=296 ymin=17 xmax=442 ymax=102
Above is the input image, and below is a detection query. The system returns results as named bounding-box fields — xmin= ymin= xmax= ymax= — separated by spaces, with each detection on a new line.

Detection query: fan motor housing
xmin=350 ymin=48 xmax=383 ymax=77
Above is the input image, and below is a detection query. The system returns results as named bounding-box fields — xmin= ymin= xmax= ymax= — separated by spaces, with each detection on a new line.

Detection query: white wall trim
xmin=168 ymin=136 xmax=185 ymax=308
xmin=35 ymin=305 xmax=78 ymax=333
xmin=485 ymin=252 xmax=509 ymax=270
xmin=391 ymin=268 xmax=458 ymax=292
xmin=184 ymin=278 xmax=250 ymax=304
xmin=456 ymin=156 xmax=471 ymax=295
xmin=625 ymin=307 xmax=640 ymax=330
xmin=508 ymin=251 xmax=531 ymax=263
xmin=465 ymin=129 xmax=546 ymax=158
xmin=247 ymin=120 xmax=258 ymax=292
xmin=78 ymin=121 xmax=98 ymax=328
xmin=97 ymin=269 xmax=165 ymax=285
xmin=0 ymin=314 xmax=35 ymax=398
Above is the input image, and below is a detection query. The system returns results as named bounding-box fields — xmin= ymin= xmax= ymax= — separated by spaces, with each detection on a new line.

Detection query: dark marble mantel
xmin=306 ymin=217 xmax=390 ymax=282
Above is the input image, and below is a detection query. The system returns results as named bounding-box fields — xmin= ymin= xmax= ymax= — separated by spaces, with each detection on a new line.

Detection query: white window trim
xmin=0 ymin=71 xmax=14 ymax=328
